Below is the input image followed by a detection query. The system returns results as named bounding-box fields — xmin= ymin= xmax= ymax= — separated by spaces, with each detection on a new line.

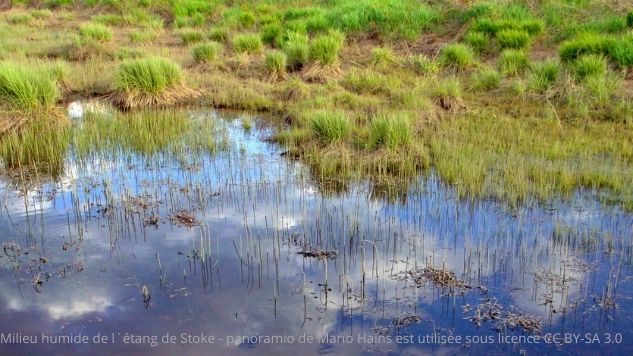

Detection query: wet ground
xmin=0 ymin=109 xmax=632 ymax=355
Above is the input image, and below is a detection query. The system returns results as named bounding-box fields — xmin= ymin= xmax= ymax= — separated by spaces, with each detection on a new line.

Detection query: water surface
xmin=1 ymin=110 xmax=632 ymax=355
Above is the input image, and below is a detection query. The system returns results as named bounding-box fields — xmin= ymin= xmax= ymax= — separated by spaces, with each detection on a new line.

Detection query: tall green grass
xmin=0 ymin=62 xmax=59 ymax=112
xmin=528 ymin=58 xmax=560 ymax=90
xmin=496 ymin=29 xmax=531 ymax=49
xmin=192 ymin=42 xmax=222 ymax=62
xmin=115 ymin=57 xmax=182 ymax=94
xmin=499 ymin=49 xmax=529 ymax=75
xmin=232 ymin=33 xmax=263 ymax=54
xmin=368 ymin=114 xmax=411 ymax=149
xmin=79 ymin=22 xmax=112 ymax=42
xmin=308 ymin=33 xmax=342 ymax=66
xmin=574 ymin=54 xmax=607 ymax=80
xmin=438 ymin=43 xmax=475 ymax=68
xmin=310 ymin=111 xmax=350 ymax=144
xmin=180 ymin=30 xmax=203 ymax=44
xmin=326 ymin=0 xmax=435 ymax=40
xmin=283 ymin=32 xmax=309 ymax=69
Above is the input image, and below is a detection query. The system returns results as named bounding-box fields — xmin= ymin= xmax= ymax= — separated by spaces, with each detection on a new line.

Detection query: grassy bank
xmin=0 ymin=0 xmax=632 ymax=208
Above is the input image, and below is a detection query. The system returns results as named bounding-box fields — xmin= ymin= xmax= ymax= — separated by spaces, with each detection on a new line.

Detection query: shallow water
xmin=1 ymin=110 xmax=632 ymax=355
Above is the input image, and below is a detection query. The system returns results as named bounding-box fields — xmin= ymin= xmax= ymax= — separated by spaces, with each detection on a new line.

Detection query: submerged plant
xmin=113 ymin=57 xmax=196 ymax=109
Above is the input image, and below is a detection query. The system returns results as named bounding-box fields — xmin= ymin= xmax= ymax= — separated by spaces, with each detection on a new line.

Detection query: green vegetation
xmin=114 ymin=57 xmax=193 ymax=109
xmin=574 ymin=54 xmax=607 ymax=80
xmin=310 ymin=111 xmax=349 ymax=144
xmin=79 ymin=22 xmax=112 ymax=42
xmin=368 ymin=114 xmax=411 ymax=149
xmin=283 ymin=32 xmax=309 ymax=70
xmin=1 ymin=0 xmax=632 ymax=209
xmin=528 ymin=59 xmax=560 ymax=90
xmin=470 ymin=67 xmax=501 ymax=91
xmin=496 ymin=29 xmax=531 ymax=49
xmin=439 ymin=43 xmax=474 ymax=69
xmin=499 ymin=49 xmax=529 ymax=75
xmin=264 ymin=50 xmax=287 ymax=81
xmin=232 ymin=33 xmax=263 ymax=54
xmin=0 ymin=62 xmax=59 ymax=113
xmin=192 ymin=42 xmax=223 ymax=62
xmin=308 ymin=33 xmax=342 ymax=66
xmin=180 ymin=30 xmax=204 ymax=44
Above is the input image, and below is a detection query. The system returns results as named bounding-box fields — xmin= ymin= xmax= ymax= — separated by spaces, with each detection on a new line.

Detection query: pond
xmin=0 ymin=109 xmax=632 ymax=355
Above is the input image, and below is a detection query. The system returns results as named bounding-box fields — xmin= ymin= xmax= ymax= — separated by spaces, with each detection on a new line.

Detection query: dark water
xmin=1 ymin=110 xmax=632 ymax=355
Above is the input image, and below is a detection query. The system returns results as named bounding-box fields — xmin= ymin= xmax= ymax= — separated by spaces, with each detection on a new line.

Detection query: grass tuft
xmin=282 ymin=32 xmax=309 ymax=70
xmin=310 ymin=111 xmax=350 ymax=144
xmin=79 ymin=22 xmax=112 ymax=42
xmin=180 ymin=30 xmax=204 ymax=45
xmin=264 ymin=50 xmax=287 ymax=81
xmin=499 ymin=49 xmax=529 ymax=75
xmin=438 ymin=43 xmax=475 ymax=69
xmin=114 ymin=57 xmax=195 ymax=109
xmin=368 ymin=114 xmax=411 ymax=149
xmin=528 ymin=58 xmax=560 ymax=91
xmin=574 ymin=54 xmax=607 ymax=80
xmin=192 ymin=42 xmax=223 ymax=62
xmin=308 ymin=33 xmax=343 ymax=66
xmin=406 ymin=55 xmax=438 ymax=75
xmin=232 ymin=33 xmax=263 ymax=54
xmin=0 ymin=62 xmax=60 ymax=113
xmin=496 ymin=29 xmax=531 ymax=49
xmin=470 ymin=67 xmax=501 ymax=91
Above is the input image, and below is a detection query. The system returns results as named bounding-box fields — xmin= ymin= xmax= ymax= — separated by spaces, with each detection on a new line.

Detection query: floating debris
xmin=495 ymin=311 xmax=542 ymax=334
xmin=465 ymin=299 xmax=542 ymax=334
xmin=142 ymin=285 xmax=151 ymax=309
xmin=144 ymin=213 xmax=159 ymax=227
xmin=392 ymin=314 xmax=421 ymax=327
xmin=298 ymin=248 xmax=338 ymax=260
xmin=397 ymin=266 xmax=471 ymax=292
xmin=169 ymin=210 xmax=199 ymax=227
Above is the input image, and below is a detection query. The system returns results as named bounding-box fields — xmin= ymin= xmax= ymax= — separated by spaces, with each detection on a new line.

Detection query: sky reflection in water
xmin=0 ymin=111 xmax=632 ymax=355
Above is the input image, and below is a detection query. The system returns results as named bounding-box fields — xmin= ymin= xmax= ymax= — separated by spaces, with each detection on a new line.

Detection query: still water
xmin=0 ymin=110 xmax=631 ymax=355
